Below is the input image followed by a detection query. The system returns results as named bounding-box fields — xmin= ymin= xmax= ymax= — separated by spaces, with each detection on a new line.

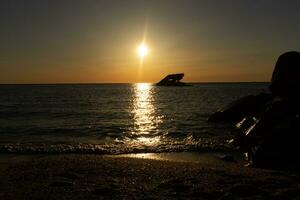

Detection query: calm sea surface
xmin=0 ymin=83 xmax=268 ymax=154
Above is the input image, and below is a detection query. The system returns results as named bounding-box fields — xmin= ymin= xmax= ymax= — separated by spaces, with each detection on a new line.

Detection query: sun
xmin=137 ymin=43 xmax=148 ymax=58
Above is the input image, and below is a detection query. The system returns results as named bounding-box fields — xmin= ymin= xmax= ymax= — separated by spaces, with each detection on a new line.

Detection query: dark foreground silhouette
xmin=156 ymin=73 xmax=189 ymax=86
xmin=209 ymin=51 xmax=300 ymax=169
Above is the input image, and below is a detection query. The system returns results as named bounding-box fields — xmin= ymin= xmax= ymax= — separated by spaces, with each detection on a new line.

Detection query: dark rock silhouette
xmin=156 ymin=73 xmax=189 ymax=86
xmin=270 ymin=51 xmax=300 ymax=102
xmin=209 ymin=51 xmax=300 ymax=169
xmin=208 ymin=93 xmax=273 ymax=123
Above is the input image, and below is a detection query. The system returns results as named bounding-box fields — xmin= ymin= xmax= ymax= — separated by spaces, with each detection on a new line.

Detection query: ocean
xmin=0 ymin=83 xmax=268 ymax=154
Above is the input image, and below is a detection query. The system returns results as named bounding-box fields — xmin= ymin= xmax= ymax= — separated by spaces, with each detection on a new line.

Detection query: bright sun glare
xmin=138 ymin=43 xmax=148 ymax=58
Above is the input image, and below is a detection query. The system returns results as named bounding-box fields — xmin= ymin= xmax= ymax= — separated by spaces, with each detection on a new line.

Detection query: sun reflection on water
xmin=127 ymin=83 xmax=163 ymax=146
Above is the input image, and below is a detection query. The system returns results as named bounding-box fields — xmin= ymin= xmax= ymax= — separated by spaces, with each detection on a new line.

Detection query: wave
xmin=0 ymin=136 xmax=235 ymax=155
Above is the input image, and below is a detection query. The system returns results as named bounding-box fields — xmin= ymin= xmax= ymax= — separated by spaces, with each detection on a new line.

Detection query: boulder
xmin=270 ymin=51 xmax=300 ymax=102
xmin=235 ymin=97 xmax=300 ymax=168
xmin=208 ymin=93 xmax=272 ymax=124
xmin=208 ymin=51 xmax=300 ymax=168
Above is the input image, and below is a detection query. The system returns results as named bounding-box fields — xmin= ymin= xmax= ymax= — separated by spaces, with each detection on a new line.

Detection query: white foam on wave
xmin=0 ymin=135 xmax=234 ymax=155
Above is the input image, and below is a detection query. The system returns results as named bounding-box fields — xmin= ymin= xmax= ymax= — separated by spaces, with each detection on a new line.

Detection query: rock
xmin=208 ymin=51 xmax=300 ymax=169
xmin=237 ymin=96 xmax=300 ymax=168
xmin=208 ymin=93 xmax=272 ymax=123
xmin=249 ymin=115 xmax=300 ymax=168
xmin=270 ymin=51 xmax=300 ymax=101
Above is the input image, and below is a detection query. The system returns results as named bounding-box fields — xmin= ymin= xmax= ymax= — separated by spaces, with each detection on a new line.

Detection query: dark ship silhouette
xmin=156 ymin=73 xmax=189 ymax=86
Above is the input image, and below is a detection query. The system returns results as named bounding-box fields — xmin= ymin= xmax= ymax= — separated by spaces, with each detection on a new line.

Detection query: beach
xmin=0 ymin=84 xmax=298 ymax=199
xmin=2 ymin=0 xmax=300 ymax=199
xmin=1 ymin=153 xmax=300 ymax=200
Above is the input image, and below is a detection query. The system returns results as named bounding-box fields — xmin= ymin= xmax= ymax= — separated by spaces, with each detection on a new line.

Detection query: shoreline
xmin=1 ymin=153 xmax=300 ymax=199
xmin=109 ymin=152 xmax=246 ymax=164
xmin=0 ymin=151 xmax=246 ymax=166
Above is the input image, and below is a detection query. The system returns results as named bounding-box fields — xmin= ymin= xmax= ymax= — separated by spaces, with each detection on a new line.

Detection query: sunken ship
xmin=156 ymin=73 xmax=189 ymax=86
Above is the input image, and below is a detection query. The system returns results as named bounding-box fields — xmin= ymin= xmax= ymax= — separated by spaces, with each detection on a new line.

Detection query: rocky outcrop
xmin=270 ymin=51 xmax=300 ymax=102
xmin=209 ymin=51 xmax=300 ymax=168
xmin=208 ymin=93 xmax=273 ymax=124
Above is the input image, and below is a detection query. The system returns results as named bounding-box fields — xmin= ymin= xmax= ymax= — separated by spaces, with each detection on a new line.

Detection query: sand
xmin=0 ymin=153 xmax=300 ymax=200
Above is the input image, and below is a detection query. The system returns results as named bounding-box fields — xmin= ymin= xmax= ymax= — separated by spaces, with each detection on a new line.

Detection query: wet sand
xmin=0 ymin=153 xmax=300 ymax=199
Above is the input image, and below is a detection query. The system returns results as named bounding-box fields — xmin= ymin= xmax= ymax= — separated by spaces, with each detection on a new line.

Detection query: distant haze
xmin=1 ymin=0 xmax=300 ymax=83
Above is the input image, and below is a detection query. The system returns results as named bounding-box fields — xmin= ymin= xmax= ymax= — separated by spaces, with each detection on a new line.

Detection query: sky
xmin=0 ymin=0 xmax=300 ymax=84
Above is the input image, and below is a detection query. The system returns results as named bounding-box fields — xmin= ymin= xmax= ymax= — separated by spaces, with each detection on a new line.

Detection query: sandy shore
xmin=0 ymin=153 xmax=300 ymax=200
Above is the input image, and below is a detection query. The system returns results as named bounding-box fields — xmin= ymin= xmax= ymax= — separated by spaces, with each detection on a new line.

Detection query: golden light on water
xmin=137 ymin=82 xmax=150 ymax=90
xmin=128 ymin=83 xmax=163 ymax=146
xmin=133 ymin=83 xmax=155 ymax=135
xmin=136 ymin=136 xmax=161 ymax=146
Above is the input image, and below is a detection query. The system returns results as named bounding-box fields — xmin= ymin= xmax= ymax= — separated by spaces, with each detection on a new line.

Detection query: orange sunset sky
xmin=1 ymin=0 xmax=300 ymax=84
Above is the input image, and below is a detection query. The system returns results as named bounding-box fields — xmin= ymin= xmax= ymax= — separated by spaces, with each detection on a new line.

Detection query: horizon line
xmin=0 ymin=81 xmax=270 ymax=85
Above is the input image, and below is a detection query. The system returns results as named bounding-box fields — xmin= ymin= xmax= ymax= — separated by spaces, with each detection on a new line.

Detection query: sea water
xmin=0 ymin=83 xmax=268 ymax=154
